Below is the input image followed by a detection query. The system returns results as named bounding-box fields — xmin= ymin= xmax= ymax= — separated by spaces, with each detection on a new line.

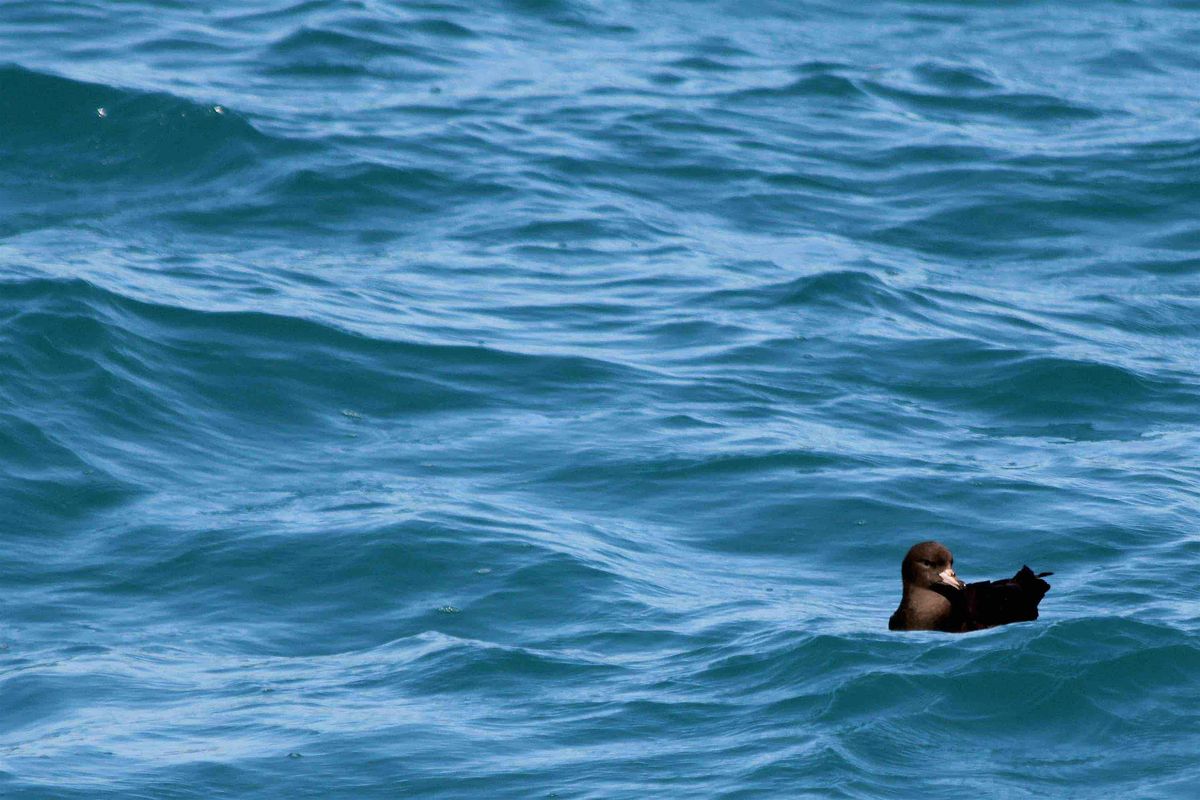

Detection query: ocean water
xmin=2 ymin=0 xmax=1199 ymax=797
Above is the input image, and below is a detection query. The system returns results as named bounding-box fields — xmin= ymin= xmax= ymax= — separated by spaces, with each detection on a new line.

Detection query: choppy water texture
xmin=2 ymin=1 xmax=1200 ymax=797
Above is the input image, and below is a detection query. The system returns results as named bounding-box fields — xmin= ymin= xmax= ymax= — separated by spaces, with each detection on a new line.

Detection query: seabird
xmin=888 ymin=541 xmax=1051 ymax=632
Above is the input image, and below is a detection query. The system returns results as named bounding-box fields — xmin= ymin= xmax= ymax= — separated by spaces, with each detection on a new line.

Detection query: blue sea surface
xmin=2 ymin=1 xmax=1199 ymax=797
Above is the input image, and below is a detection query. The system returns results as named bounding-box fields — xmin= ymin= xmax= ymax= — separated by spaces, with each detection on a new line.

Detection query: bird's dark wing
xmin=960 ymin=566 xmax=1051 ymax=631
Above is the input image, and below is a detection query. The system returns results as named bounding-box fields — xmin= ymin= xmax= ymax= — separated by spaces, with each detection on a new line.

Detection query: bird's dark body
xmin=953 ymin=565 xmax=1051 ymax=632
xmin=889 ymin=542 xmax=1051 ymax=633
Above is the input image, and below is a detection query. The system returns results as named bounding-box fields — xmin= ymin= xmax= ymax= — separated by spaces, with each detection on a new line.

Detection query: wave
xmin=705 ymin=270 xmax=899 ymax=312
xmin=260 ymin=25 xmax=451 ymax=78
xmin=0 ymin=64 xmax=273 ymax=181
xmin=0 ymin=276 xmax=643 ymax=422
xmin=0 ymin=64 xmax=514 ymax=243
xmin=864 ymin=80 xmax=1102 ymax=123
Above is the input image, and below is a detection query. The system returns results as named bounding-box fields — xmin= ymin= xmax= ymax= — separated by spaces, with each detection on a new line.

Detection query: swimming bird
xmin=888 ymin=541 xmax=1051 ymax=632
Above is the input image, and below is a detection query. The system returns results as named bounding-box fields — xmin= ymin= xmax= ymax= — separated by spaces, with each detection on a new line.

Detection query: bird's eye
xmin=922 ymin=560 xmax=933 ymax=567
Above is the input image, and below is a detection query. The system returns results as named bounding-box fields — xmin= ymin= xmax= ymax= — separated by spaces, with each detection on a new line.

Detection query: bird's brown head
xmin=901 ymin=541 xmax=964 ymax=590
